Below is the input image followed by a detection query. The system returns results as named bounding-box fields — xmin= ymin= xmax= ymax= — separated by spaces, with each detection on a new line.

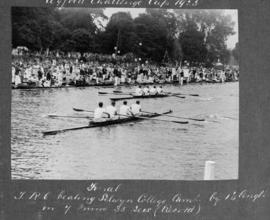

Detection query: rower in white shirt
xmin=106 ymin=101 xmax=118 ymax=119
xmin=149 ymin=86 xmax=158 ymax=95
xmin=93 ymin=102 xmax=109 ymax=122
xmin=131 ymin=101 xmax=142 ymax=115
xmin=157 ymin=86 xmax=164 ymax=94
xmin=143 ymin=86 xmax=150 ymax=96
xmin=119 ymin=101 xmax=133 ymax=117
xmin=135 ymin=85 xmax=144 ymax=96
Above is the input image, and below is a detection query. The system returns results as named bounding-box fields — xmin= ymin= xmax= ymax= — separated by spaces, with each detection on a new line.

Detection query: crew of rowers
xmin=135 ymin=85 xmax=164 ymax=96
xmin=93 ymin=100 xmax=142 ymax=122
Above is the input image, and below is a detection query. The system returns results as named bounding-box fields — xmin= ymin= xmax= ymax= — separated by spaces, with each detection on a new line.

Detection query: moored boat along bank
xmin=12 ymin=78 xmax=238 ymax=90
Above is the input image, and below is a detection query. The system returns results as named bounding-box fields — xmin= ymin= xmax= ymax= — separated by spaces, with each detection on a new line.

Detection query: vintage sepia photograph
xmin=11 ymin=7 xmax=239 ymax=180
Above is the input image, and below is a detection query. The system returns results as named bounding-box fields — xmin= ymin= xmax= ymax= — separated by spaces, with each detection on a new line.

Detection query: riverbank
xmin=12 ymin=79 xmax=238 ymax=90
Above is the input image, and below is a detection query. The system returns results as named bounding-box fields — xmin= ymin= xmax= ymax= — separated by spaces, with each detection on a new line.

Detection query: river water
xmin=11 ymin=82 xmax=239 ymax=180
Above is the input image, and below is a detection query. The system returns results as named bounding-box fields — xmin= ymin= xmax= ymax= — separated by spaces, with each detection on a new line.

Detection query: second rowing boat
xmin=110 ymin=93 xmax=183 ymax=101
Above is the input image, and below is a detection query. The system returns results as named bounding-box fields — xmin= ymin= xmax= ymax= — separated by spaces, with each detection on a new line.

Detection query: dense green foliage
xmin=12 ymin=8 xmax=238 ymax=66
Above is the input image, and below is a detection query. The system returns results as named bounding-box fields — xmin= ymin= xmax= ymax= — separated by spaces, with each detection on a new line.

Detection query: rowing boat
xmin=89 ymin=110 xmax=173 ymax=126
xmin=43 ymin=110 xmax=173 ymax=136
xmin=110 ymin=93 xmax=172 ymax=101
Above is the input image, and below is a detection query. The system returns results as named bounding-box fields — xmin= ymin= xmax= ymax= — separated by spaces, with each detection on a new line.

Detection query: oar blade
xmin=192 ymin=118 xmax=205 ymax=121
xmin=73 ymin=108 xmax=93 ymax=113
xmin=73 ymin=108 xmax=84 ymax=112
xmin=47 ymin=114 xmax=57 ymax=118
xmin=43 ymin=131 xmax=59 ymax=136
xmin=172 ymin=120 xmax=189 ymax=124
xmin=174 ymin=95 xmax=186 ymax=99
xmin=98 ymin=92 xmax=108 ymax=95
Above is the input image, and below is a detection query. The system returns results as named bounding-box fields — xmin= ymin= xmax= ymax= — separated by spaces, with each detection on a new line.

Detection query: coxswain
xmin=143 ymin=86 xmax=150 ymax=96
xmin=135 ymin=85 xmax=144 ymax=96
xmin=149 ymin=86 xmax=157 ymax=95
xmin=157 ymin=86 xmax=164 ymax=94
xmin=131 ymin=100 xmax=142 ymax=115
xmin=93 ymin=102 xmax=109 ymax=122
xmin=106 ymin=101 xmax=118 ymax=119
xmin=119 ymin=101 xmax=133 ymax=117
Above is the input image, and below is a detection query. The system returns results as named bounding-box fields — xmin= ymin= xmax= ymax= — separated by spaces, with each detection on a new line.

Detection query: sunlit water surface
xmin=12 ymin=82 xmax=239 ymax=180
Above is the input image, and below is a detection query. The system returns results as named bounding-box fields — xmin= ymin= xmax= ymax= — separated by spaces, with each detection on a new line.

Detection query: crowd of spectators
xmin=12 ymin=51 xmax=239 ymax=88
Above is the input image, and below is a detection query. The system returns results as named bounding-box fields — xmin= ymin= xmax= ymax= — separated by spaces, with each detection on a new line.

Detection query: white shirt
xmin=131 ymin=104 xmax=141 ymax=115
xmin=172 ymin=68 xmax=176 ymax=75
xmin=94 ymin=107 xmax=106 ymax=119
xmin=143 ymin=88 xmax=150 ymax=95
xmin=25 ymin=68 xmax=32 ymax=80
xmin=135 ymin=87 xmax=144 ymax=96
xmin=119 ymin=105 xmax=131 ymax=116
xmin=149 ymin=87 xmax=157 ymax=95
xmin=106 ymin=105 xmax=117 ymax=118
xmin=15 ymin=75 xmax=22 ymax=85
xmin=183 ymin=68 xmax=189 ymax=77
xmin=157 ymin=87 xmax=164 ymax=94
xmin=12 ymin=67 xmax=15 ymax=83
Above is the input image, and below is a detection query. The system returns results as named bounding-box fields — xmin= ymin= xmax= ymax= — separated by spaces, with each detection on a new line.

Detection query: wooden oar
xmin=179 ymin=93 xmax=199 ymax=97
xmin=73 ymin=108 xmax=93 ymax=113
xmin=171 ymin=95 xmax=186 ymax=99
xmin=43 ymin=125 xmax=91 ymax=136
xmin=142 ymin=111 xmax=205 ymax=122
xmin=136 ymin=116 xmax=188 ymax=124
xmin=47 ymin=114 xmax=93 ymax=119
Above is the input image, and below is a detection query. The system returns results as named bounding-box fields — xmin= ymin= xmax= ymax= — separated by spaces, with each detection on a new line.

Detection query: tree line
xmin=12 ymin=7 xmax=238 ymax=66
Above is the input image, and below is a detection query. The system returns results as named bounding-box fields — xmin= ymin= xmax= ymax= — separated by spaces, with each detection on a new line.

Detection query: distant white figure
xmin=131 ymin=100 xmax=142 ymax=115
